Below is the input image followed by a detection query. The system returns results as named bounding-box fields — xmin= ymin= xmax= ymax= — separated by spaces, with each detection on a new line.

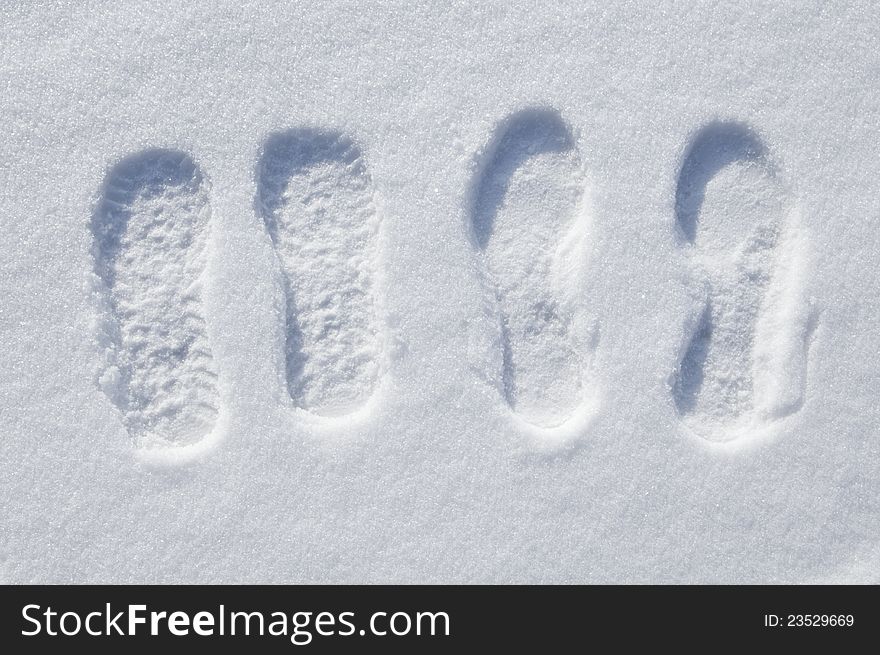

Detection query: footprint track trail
xmin=92 ymin=149 xmax=219 ymax=448
xmin=673 ymin=121 xmax=809 ymax=442
xmin=471 ymin=108 xmax=592 ymax=429
xmin=257 ymin=130 xmax=383 ymax=416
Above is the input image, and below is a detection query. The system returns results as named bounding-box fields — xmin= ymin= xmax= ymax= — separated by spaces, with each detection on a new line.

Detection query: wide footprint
xmin=92 ymin=149 xmax=219 ymax=448
xmin=673 ymin=122 xmax=809 ymax=441
xmin=471 ymin=109 xmax=591 ymax=428
xmin=257 ymin=130 xmax=383 ymax=416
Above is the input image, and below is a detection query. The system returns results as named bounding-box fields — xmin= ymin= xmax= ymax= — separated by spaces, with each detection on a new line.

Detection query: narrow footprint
xmin=256 ymin=130 xmax=383 ymax=416
xmin=471 ymin=108 xmax=591 ymax=428
xmin=92 ymin=149 xmax=219 ymax=448
xmin=673 ymin=122 xmax=809 ymax=441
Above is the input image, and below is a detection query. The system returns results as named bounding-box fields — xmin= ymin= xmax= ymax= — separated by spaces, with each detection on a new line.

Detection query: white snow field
xmin=1 ymin=1 xmax=878 ymax=583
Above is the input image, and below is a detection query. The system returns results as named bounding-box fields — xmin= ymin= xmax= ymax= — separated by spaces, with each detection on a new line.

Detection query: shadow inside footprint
xmin=93 ymin=149 xmax=201 ymax=288
xmin=471 ymin=108 xmax=575 ymax=251
xmin=92 ymin=149 xmax=218 ymax=448
xmin=675 ymin=121 xmax=767 ymax=243
xmin=673 ymin=302 xmax=712 ymax=416
xmin=672 ymin=121 xmax=804 ymax=441
xmin=470 ymin=107 xmax=589 ymax=428
xmin=256 ymin=129 xmax=382 ymax=416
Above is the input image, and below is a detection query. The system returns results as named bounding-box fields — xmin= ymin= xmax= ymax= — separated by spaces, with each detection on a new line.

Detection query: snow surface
xmin=1 ymin=1 xmax=879 ymax=583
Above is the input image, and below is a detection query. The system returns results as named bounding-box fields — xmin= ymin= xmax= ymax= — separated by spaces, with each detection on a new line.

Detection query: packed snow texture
xmin=471 ymin=109 xmax=597 ymax=431
xmin=257 ymin=130 xmax=385 ymax=417
xmin=672 ymin=123 xmax=812 ymax=445
xmin=93 ymin=151 xmax=219 ymax=448
xmin=1 ymin=1 xmax=878 ymax=583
